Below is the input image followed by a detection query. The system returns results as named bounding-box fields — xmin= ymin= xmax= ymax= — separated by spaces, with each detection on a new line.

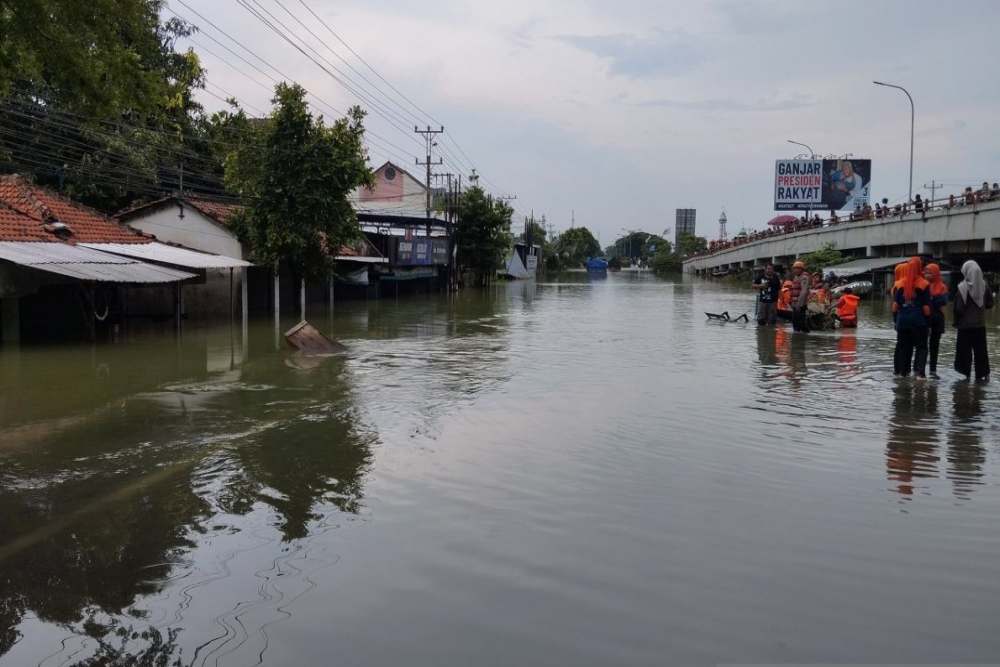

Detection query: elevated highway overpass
xmin=683 ymin=199 xmax=1000 ymax=276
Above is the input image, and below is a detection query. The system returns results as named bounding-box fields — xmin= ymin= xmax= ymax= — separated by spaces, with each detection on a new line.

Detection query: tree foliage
xmin=552 ymin=227 xmax=601 ymax=268
xmin=799 ymin=243 xmax=844 ymax=274
xmin=676 ymin=233 xmax=708 ymax=258
xmin=0 ymin=0 xmax=214 ymax=211
xmin=650 ymin=246 xmax=682 ymax=276
xmin=610 ymin=231 xmax=669 ymax=261
xmin=225 ymin=83 xmax=372 ymax=279
xmin=454 ymin=186 xmax=513 ymax=286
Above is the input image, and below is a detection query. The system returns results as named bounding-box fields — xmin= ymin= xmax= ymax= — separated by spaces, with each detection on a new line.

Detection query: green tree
xmin=224 ymin=83 xmax=372 ymax=279
xmin=552 ymin=227 xmax=601 ymax=268
xmin=676 ymin=233 xmax=708 ymax=258
xmin=650 ymin=246 xmax=682 ymax=276
xmin=799 ymin=243 xmax=844 ymax=274
xmin=454 ymin=186 xmax=513 ymax=286
xmin=0 ymin=0 xmax=214 ymax=211
xmin=611 ymin=231 xmax=669 ymax=261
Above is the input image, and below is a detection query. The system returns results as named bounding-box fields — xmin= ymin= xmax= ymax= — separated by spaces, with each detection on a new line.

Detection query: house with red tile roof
xmin=115 ymin=195 xmax=248 ymax=260
xmin=0 ymin=174 xmax=151 ymax=244
xmin=0 ymin=177 xmax=257 ymax=345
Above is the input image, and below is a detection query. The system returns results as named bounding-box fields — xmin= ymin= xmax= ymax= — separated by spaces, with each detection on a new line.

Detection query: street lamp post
xmin=787 ymin=139 xmax=817 ymax=219
xmin=786 ymin=139 xmax=815 ymax=159
xmin=873 ymin=80 xmax=914 ymax=202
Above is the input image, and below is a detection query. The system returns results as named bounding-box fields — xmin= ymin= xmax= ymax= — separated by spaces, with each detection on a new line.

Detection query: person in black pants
xmin=893 ymin=257 xmax=931 ymax=378
xmin=954 ymin=260 xmax=993 ymax=381
xmin=752 ymin=264 xmax=782 ymax=326
xmin=789 ymin=261 xmax=811 ymax=333
xmin=924 ymin=263 xmax=949 ymax=379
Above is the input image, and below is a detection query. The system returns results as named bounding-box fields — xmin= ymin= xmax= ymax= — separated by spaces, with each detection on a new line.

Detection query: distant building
xmin=675 ymin=208 xmax=696 ymax=246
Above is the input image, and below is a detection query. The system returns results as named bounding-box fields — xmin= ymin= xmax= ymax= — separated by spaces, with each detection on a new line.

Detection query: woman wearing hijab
xmin=893 ymin=256 xmax=931 ymax=377
xmin=924 ymin=263 xmax=949 ymax=378
xmin=953 ymin=260 xmax=994 ymax=381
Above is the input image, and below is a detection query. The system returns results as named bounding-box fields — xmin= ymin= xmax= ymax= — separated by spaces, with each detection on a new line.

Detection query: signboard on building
xmin=397 ymin=238 xmax=450 ymax=266
xmin=774 ymin=159 xmax=871 ymax=211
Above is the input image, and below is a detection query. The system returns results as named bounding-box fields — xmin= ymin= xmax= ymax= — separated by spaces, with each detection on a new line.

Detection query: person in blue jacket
xmin=893 ymin=256 xmax=931 ymax=378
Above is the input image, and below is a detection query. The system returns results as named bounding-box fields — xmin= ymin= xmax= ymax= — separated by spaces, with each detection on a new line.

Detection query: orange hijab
xmin=899 ymin=256 xmax=928 ymax=301
xmin=926 ymin=263 xmax=947 ymax=297
xmin=892 ymin=263 xmax=905 ymax=293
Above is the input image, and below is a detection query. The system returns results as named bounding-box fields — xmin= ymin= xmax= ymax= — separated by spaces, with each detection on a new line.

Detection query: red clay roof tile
xmin=0 ymin=175 xmax=149 ymax=244
xmin=0 ymin=204 xmax=53 ymax=242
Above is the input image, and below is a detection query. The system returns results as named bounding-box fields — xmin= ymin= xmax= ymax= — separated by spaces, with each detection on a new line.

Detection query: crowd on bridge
xmin=698 ymin=181 xmax=1000 ymax=257
xmin=752 ymin=257 xmax=993 ymax=382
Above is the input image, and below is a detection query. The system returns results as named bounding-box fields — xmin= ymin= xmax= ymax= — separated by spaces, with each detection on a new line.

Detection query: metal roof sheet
xmin=81 ymin=241 xmax=251 ymax=269
xmin=0 ymin=241 xmax=195 ymax=283
xmin=822 ymin=257 xmax=902 ymax=278
xmin=334 ymin=255 xmax=388 ymax=264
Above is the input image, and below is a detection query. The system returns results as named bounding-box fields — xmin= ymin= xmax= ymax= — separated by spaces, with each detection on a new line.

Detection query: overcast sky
xmin=176 ymin=0 xmax=1000 ymax=245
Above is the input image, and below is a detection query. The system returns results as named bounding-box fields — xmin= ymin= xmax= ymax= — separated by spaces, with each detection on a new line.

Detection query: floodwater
xmin=3 ymin=274 xmax=1000 ymax=665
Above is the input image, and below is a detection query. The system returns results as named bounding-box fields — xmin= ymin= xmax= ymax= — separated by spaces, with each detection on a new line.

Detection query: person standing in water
xmin=953 ymin=259 xmax=993 ymax=382
xmin=925 ymin=263 xmax=949 ymax=379
xmin=893 ymin=257 xmax=931 ymax=378
xmin=752 ymin=263 xmax=782 ymax=326
xmin=789 ymin=261 xmax=811 ymax=332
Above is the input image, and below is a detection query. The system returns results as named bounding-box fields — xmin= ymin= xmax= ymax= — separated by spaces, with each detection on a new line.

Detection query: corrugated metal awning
xmin=81 ymin=241 xmax=251 ymax=269
xmin=823 ymin=257 xmax=902 ymax=278
xmin=0 ymin=241 xmax=195 ymax=283
xmin=334 ymin=255 xmax=388 ymax=264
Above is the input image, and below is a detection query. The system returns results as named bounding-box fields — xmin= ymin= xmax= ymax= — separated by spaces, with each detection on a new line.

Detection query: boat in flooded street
xmin=4 ymin=276 xmax=1000 ymax=665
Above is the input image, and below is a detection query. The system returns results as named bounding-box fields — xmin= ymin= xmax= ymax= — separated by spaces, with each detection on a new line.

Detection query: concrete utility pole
xmin=923 ymin=180 xmax=940 ymax=204
xmin=415 ymin=125 xmax=444 ymax=235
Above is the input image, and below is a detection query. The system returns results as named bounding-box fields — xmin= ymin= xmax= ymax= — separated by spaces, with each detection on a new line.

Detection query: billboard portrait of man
xmin=822 ymin=159 xmax=871 ymax=211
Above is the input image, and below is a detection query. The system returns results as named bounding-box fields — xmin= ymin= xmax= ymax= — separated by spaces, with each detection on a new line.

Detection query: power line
xmin=166 ymin=2 xmax=422 ymax=166
xmin=234 ymin=0 xmax=425 ymax=146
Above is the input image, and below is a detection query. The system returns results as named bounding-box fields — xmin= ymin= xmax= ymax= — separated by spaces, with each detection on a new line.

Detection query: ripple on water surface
xmin=3 ymin=277 xmax=1000 ymax=665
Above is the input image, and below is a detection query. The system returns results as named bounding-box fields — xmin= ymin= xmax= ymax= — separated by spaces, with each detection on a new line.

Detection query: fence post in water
xmin=241 ymin=267 xmax=249 ymax=361
xmin=174 ymin=282 xmax=182 ymax=338
xmin=273 ymin=264 xmax=280 ymax=350
xmin=300 ymin=277 xmax=306 ymax=322
xmin=328 ymin=275 xmax=334 ymax=331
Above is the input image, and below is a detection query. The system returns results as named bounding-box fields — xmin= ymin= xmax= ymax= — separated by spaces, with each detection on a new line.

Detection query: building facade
xmin=675 ymin=208 xmax=696 ymax=246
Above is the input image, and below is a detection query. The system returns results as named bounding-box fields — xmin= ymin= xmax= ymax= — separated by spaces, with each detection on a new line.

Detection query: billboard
xmin=774 ymin=159 xmax=871 ymax=211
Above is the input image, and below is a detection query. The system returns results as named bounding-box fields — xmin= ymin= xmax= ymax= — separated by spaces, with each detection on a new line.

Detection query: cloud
xmin=633 ymin=92 xmax=816 ymax=112
xmin=556 ymin=29 xmax=706 ymax=78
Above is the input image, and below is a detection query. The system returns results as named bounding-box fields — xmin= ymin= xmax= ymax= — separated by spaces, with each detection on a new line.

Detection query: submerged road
xmin=3 ymin=274 xmax=1000 ymax=665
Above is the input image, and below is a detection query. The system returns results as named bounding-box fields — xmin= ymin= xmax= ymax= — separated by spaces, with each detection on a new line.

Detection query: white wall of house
xmin=126 ymin=204 xmax=245 ymax=259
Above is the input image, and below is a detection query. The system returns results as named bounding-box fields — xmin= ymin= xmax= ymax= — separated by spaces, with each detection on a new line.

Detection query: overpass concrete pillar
xmin=986 ymin=238 xmax=995 ymax=252
xmin=866 ymin=245 xmax=877 ymax=258
xmin=917 ymin=240 xmax=927 ymax=255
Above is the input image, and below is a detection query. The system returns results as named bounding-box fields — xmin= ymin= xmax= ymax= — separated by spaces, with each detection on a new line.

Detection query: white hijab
xmin=959 ymin=260 xmax=986 ymax=307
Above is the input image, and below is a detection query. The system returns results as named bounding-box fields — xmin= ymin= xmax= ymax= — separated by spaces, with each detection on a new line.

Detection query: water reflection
xmin=0 ymin=323 xmax=373 ymax=663
xmin=886 ymin=381 xmax=940 ymax=498
xmin=947 ymin=383 xmax=986 ymax=500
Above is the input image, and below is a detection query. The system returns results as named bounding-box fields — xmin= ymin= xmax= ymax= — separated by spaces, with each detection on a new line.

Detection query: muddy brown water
xmin=3 ymin=274 xmax=1000 ymax=665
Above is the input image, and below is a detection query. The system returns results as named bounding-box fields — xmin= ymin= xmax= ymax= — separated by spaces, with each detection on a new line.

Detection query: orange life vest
xmin=836 ymin=294 xmax=860 ymax=321
xmin=777 ymin=287 xmax=792 ymax=311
